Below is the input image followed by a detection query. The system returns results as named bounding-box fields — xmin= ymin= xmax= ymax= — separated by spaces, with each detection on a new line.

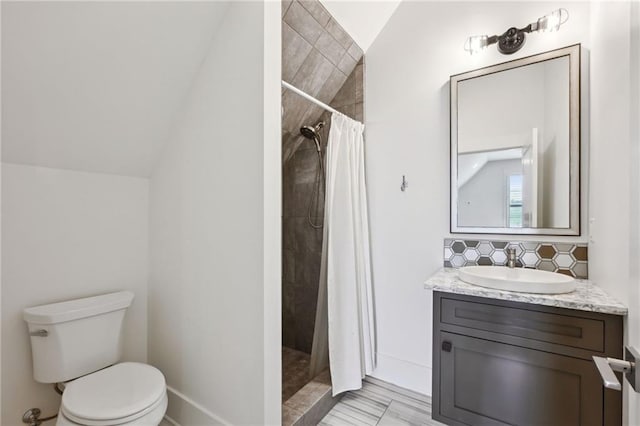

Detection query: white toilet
xmin=23 ymin=291 xmax=167 ymax=426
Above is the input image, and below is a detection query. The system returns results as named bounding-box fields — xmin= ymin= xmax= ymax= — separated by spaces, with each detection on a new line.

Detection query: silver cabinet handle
xmin=593 ymin=356 xmax=624 ymax=390
xmin=29 ymin=329 xmax=48 ymax=337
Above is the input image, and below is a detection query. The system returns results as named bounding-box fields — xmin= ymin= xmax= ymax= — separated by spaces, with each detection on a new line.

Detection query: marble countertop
xmin=424 ymin=268 xmax=627 ymax=315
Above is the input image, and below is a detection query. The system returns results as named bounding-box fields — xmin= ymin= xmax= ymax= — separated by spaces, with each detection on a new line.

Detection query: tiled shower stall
xmin=281 ymin=0 xmax=364 ymax=416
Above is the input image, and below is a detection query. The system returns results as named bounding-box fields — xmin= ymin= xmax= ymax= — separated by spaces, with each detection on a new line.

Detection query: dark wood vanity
xmin=432 ymin=291 xmax=623 ymax=426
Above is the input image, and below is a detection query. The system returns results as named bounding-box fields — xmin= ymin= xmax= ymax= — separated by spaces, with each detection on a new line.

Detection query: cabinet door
xmin=438 ymin=332 xmax=603 ymax=426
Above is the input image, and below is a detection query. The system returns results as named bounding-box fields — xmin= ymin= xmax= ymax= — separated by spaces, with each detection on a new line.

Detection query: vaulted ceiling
xmin=319 ymin=0 xmax=401 ymax=52
xmin=2 ymin=2 xmax=229 ymax=177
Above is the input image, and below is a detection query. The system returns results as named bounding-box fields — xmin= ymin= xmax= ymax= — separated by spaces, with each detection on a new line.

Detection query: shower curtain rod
xmin=281 ymin=80 xmax=340 ymax=115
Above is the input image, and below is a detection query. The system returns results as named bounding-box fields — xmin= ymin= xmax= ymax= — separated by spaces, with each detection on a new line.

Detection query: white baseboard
xmin=165 ymin=385 xmax=230 ymax=426
xmin=370 ymin=352 xmax=432 ymax=396
xmin=162 ymin=414 xmax=181 ymax=426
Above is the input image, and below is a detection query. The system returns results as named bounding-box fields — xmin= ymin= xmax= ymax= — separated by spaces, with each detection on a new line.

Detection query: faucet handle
xmin=506 ymin=247 xmax=518 ymax=268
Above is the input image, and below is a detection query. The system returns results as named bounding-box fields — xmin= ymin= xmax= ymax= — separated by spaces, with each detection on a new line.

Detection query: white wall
xmin=365 ymin=1 xmax=591 ymax=395
xmin=588 ymin=2 xmax=640 ymax=425
xmin=458 ymin=63 xmax=545 ymax=153
xmin=1 ymin=1 xmax=229 ymax=178
xmin=148 ymin=2 xmax=281 ymax=424
xmin=459 ymin=159 xmax=522 ymax=228
xmin=542 ymin=58 xmax=570 ymax=228
xmin=1 ymin=163 xmax=148 ymax=425
xmin=628 ymin=3 xmax=640 ymax=425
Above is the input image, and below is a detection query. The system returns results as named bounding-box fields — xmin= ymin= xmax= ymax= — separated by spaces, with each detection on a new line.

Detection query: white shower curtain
xmin=322 ymin=112 xmax=376 ymax=396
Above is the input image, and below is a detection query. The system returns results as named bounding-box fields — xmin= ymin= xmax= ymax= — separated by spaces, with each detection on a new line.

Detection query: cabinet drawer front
xmin=437 ymin=332 xmax=602 ymax=426
xmin=440 ymin=297 xmax=605 ymax=351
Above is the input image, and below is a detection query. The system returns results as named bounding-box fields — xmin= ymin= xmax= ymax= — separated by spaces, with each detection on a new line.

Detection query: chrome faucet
xmin=507 ymin=248 xmax=517 ymax=268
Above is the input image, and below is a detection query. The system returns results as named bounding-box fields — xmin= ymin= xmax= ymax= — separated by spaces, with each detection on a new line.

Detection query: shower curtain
xmin=309 ymin=112 xmax=376 ymax=396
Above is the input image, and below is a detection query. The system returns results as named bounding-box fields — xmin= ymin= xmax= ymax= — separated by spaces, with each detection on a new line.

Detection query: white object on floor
xmin=23 ymin=292 xmax=168 ymax=425
xmin=458 ymin=265 xmax=576 ymax=294
xmin=322 ymin=113 xmax=375 ymax=396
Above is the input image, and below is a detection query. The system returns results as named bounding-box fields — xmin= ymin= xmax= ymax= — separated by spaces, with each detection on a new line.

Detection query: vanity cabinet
xmin=432 ymin=292 xmax=623 ymax=426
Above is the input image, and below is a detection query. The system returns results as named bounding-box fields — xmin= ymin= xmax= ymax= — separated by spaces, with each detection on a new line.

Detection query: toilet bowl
xmin=23 ymin=292 xmax=167 ymax=426
xmin=56 ymin=362 xmax=167 ymax=426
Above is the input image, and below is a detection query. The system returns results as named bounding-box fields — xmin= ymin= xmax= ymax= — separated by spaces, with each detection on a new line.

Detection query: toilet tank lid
xmin=23 ymin=291 xmax=134 ymax=325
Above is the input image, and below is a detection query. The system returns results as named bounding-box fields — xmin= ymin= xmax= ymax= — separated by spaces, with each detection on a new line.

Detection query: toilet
xmin=23 ymin=291 xmax=167 ymax=426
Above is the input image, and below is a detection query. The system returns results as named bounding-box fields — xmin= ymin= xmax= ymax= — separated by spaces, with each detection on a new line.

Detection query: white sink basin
xmin=458 ymin=266 xmax=576 ymax=294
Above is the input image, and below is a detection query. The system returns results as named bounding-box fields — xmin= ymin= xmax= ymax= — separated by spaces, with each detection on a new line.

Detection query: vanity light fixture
xmin=464 ymin=8 xmax=569 ymax=55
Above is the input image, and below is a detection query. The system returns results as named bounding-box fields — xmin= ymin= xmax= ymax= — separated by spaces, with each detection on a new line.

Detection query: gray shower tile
xmin=315 ymin=31 xmax=346 ymax=66
xmin=283 ymin=22 xmax=313 ymax=82
xmin=285 ymin=378 xmax=332 ymax=414
xmin=282 ymin=280 xmax=296 ymax=315
xmin=294 ymin=301 xmax=317 ymax=353
xmin=298 ymin=0 xmax=331 ymax=27
xmin=336 ymin=104 xmax=355 ymax=119
xmin=283 ymin=133 xmax=306 ymax=164
xmin=283 ymin=90 xmax=324 ymax=134
xmin=294 ymin=148 xmax=322 ymax=184
xmin=337 ymin=51 xmax=358 ymax=78
xmin=282 ymin=281 xmax=297 ymax=348
xmin=347 ymin=41 xmax=364 ymax=62
xmin=293 ymin=217 xmax=323 ymax=254
xmin=282 ymin=0 xmax=293 ymax=17
xmin=331 ymin=70 xmax=356 ymax=108
xmin=298 ymin=385 xmax=342 ymax=426
xmin=283 ymin=218 xmax=297 ymax=250
xmin=325 ymin=18 xmax=352 ymax=49
xmin=316 ymin=68 xmax=348 ymax=105
xmin=282 ymin=90 xmax=310 ymax=133
xmin=355 ymin=102 xmax=363 ymax=122
xmin=355 ymin=64 xmax=364 ymax=103
xmin=284 ymin=1 xmax=324 ymax=45
xmin=283 ymin=405 xmax=305 ymax=426
xmin=292 ymin=49 xmax=335 ymax=98
xmin=283 ymin=248 xmax=296 ymax=282
xmin=289 ymin=183 xmax=313 ymax=217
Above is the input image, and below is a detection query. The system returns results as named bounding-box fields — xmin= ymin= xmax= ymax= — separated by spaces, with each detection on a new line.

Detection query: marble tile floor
xmin=283 ymin=346 xmax=313 ymax=402
xmin=320 ymin=376 xmax=444 ymax=426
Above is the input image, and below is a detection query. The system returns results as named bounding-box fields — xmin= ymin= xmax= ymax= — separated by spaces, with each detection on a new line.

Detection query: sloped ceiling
xmin=1 ymin=1 xmax=229 ymax=177
xmin=319 ymin=0 xmax=401 ymax=52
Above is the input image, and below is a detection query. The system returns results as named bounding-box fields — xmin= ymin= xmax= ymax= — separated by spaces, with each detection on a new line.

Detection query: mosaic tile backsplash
xmin=443 ymin=239 xmax=588 ymax=279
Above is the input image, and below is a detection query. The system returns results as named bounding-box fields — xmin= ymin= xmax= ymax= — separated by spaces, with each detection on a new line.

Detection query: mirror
xmin=451 ymin=44 xmax=580 ymax=235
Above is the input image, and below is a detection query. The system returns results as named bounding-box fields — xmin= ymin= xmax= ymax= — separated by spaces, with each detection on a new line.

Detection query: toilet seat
xmin=60 ymin=362 xmax=166 ymax=426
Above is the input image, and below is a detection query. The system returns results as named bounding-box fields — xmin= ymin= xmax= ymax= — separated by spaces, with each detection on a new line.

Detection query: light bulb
xmin=465 ymin=35 xmax=489 ymax=55
xmin=538 ymin=8 xmax=568 ymax=33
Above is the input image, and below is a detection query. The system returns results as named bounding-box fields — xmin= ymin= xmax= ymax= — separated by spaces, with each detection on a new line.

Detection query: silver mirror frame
xmin=450 ymin=44 xmax=581 ymax=236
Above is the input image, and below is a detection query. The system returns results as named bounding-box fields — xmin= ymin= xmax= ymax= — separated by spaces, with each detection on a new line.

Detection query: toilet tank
xmin=23 ymin=291 xmax=134 ymax=383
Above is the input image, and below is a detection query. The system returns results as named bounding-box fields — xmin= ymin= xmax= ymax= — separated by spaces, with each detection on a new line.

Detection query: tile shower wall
xmin=443 ymin=239 xmax=589 ymax=279
xmin=282 ymin=0 xmax=364 ymax=162
xmin=282 ymin=0 xmax=364 ymax=353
